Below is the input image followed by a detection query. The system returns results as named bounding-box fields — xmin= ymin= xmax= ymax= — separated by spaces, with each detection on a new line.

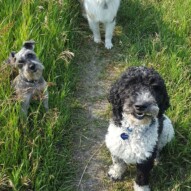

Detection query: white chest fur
xmin=84 ymin=0 xmax=120 ymax=22
xmin=105 ymin=119 xmax=159 ymax=164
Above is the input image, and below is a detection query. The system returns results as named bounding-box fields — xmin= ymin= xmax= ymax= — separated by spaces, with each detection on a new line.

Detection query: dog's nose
xmin=134 ymin=104 xmax=147 ymax=111
xmin=29 ymin=63 xmax=36 ymax=70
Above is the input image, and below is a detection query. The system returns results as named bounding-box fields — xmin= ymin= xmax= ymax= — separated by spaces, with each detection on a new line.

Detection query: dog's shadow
xmin=114 ymin=1 xmax=190 ymax=190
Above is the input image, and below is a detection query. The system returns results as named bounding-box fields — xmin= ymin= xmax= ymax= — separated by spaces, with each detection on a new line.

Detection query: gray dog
xmin=7 ymin=40 xmax=48 ymax=116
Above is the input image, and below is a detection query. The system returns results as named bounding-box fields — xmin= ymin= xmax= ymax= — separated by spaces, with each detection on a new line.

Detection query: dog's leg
xmin=134 ymin=155 xmax=155 ymax=191
xmin=21 ymin=94 xmax=31 ymax=116
xmin=108 ymin=155 xmax=126 ymax=180
xmin=43 ymin=90 xmax=49 ymax=112
xmin=158 ymin=115 xmax=174 ymax=150
xmin=104 ymin=20 xmax=116 ymax=49
xmin=87 ymin=18 xmax=101 ymax=43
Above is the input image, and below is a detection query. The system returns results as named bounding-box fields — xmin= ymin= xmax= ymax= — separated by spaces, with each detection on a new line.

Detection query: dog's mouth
xmin=133 ymin=112 xmax=152 ymax=120
xmin=134 ymin=112 xmax=145 ymax=120
xmin=27 ymin=69 xmax=38 ymax=74
xmin=32 ymin=69 xmax=37 ymax=72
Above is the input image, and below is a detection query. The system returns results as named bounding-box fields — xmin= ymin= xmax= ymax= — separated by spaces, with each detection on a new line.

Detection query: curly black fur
xmin=108 ymin=66 xmax=170 ymax=126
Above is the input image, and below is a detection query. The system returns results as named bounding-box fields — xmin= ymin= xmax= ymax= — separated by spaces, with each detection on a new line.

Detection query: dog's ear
xmin=150 ymin=76 xmax=170 ymax=116
xmin=6 ymin=51 xmax=16 ymax=65
xmin=108 ymin=82 xmax=123 ymax=126
xmin=158 ymin=85 xmax=170 ymax=116
xmin=11 ymin=51 xmax=16 ymax=57
xmin=23 ymin=40 xmax=35 ymax=50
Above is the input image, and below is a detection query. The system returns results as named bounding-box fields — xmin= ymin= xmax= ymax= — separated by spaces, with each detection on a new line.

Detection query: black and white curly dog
xmin=105 ymin=66 xmax=174 ymax=191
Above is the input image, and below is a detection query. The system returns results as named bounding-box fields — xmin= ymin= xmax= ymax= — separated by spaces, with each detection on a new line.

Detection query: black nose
xmin=29 ymin=63 xmax=36 ymax=70
xmin=134 ymin=104 xmax=148 ymax=111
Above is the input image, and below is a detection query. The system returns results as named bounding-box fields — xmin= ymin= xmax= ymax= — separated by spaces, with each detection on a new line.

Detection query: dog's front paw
xmin=134 ymin=182 xmax=150 ymax=191
xmin=93 ymin=37 xmax=101 ymax=44
xmin=108 ymin=165 xmax=124 ymax=181
xmin=105 ymin=40 xmax=113 ymax=49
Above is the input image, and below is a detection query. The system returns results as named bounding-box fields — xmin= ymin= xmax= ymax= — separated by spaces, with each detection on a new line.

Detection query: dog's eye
xmin=17 ymin=63 xmax=23 ymax=69
xmin=18 ymin=59 xmax=25 ymax=63
xmin=27 ymin=53 xmax=35 ymax=59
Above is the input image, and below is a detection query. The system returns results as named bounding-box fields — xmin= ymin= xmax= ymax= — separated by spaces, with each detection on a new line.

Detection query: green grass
xmin=0 ymin=0 xmax=78 ymax=190
xmin=1 ymin=0 xmax=191 ymax=191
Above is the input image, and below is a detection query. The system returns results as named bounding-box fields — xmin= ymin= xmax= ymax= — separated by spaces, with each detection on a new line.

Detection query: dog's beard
xmin=23 ymin=68 xmax=43 ymax=81
xmin=123 ymin=105 xmax=159 ymax=126
xmin=123 ymin=113 xmax=153 ymax=126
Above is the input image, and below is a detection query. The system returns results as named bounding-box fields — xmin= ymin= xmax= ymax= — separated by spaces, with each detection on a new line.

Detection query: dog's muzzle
xmin=133 ymin=103 xmax=159 ymax=120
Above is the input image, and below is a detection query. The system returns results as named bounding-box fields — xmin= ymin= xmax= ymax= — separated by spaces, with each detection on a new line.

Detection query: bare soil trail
xmin=72 ymin=34 xmax=125 ymax=191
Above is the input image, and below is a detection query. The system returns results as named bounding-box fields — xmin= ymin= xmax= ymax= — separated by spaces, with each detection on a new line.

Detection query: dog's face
xmin=109 ymin=67 xmax=169 ymax=126
xmin=123 ymin=84 xmax=159 ymax=126
xmin=8 ymin=41 xmax=44 ymax=81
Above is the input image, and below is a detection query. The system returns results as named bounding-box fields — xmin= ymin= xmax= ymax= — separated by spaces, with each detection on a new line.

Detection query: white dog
xmin=81 ymin=0 xmax=121 ymax=49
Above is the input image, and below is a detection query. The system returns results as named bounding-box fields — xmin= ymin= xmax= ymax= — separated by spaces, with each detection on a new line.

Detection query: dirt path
xmin=72 ymin=36 xmax=122 ymax=191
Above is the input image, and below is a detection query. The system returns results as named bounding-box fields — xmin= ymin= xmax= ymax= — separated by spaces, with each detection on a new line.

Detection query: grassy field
xmin=0 ymin=0 xmax=78 ymax=190
xmin=0 ymin=0 xmax=191 ymax=191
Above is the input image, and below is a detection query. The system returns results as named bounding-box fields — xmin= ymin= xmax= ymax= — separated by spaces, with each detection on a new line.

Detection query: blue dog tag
xmin=121 ymin=133 xmax=129 ymax=140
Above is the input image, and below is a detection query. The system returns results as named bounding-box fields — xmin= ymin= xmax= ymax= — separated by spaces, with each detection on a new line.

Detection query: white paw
xmin=108 ymin=165 xmax=124 ymax=181
xmin=134 ymin=182 xmax=150 ymax=191
xmin=93 ymin=37 xmax=101 ymax=43
xmin=105 ymin=40 xmax=113 ymax=49
xmin=154 ymin=157 xmax=160 ymax=166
